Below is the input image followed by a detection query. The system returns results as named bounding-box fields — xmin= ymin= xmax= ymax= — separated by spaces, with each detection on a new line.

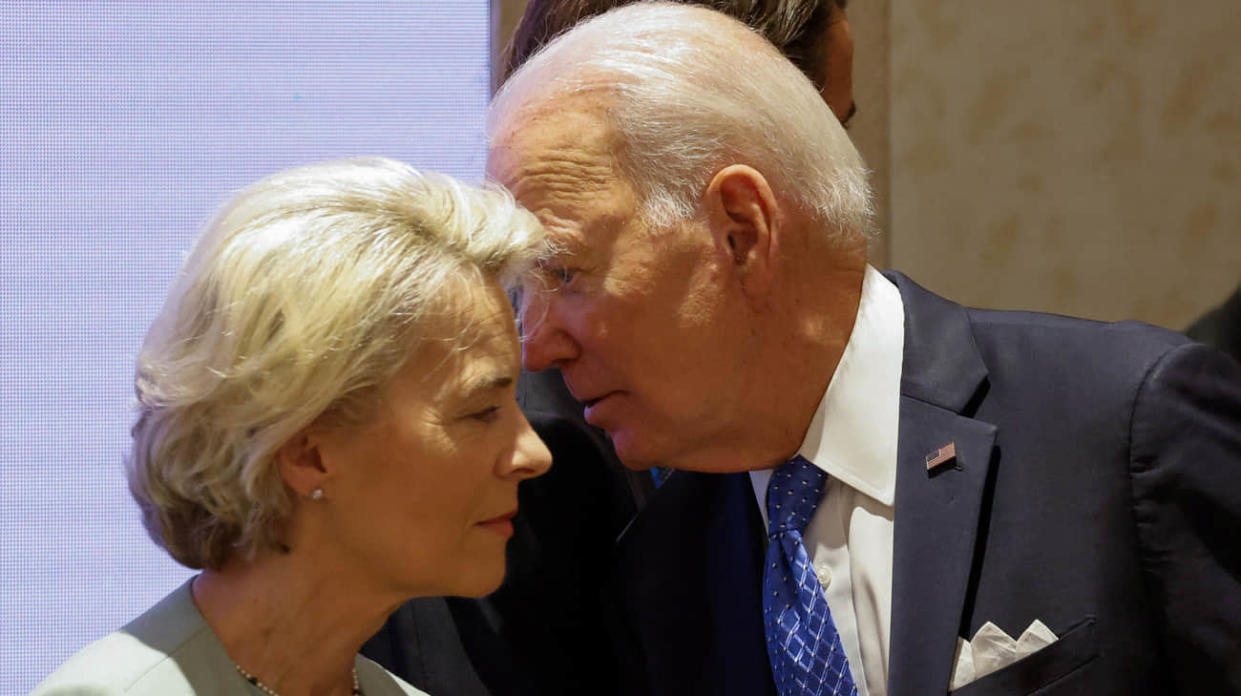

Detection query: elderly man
xmin=365 ymin=3 xmax=859 ymax=694
xmin=488 ymin=4 xmax=1241 ymax=696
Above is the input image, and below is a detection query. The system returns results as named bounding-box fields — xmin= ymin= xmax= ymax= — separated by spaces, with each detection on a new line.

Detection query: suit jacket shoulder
xmin=1127 ymin=340 xmax=1241 ymax=692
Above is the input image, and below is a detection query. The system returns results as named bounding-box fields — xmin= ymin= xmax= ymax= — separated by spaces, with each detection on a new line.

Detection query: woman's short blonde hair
xmin=128 ymin=157 xmax=545 ymax=570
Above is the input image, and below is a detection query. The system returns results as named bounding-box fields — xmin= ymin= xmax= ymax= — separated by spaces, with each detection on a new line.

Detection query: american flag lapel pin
xmin=925 ymin=441 xmax=957 ymax=471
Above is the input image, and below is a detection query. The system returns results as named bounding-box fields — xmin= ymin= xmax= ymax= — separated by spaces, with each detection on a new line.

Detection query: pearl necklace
xmin=235 ymin=663 xmax=362 ymax=696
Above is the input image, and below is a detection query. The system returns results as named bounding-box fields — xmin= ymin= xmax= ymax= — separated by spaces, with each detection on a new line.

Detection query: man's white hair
xmin=489 ymin=1 xmax=873 ymax=238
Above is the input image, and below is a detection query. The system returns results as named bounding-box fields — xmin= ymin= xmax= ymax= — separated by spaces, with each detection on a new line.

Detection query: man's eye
xmin=552 ymin=267 xmax=579 ymax=287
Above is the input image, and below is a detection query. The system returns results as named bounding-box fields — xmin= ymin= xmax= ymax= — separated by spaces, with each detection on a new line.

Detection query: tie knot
xmin=765 ymin=455 xmax=827 ymax=537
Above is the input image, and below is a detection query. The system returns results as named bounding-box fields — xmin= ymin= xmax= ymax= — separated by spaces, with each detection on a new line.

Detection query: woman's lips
xmin=478 ymin=510 xmax=517 ymax=538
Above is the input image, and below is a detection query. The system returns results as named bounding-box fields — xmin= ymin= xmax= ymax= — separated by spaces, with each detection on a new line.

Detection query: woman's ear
xmin=277 ymin=431 xmax=328 ymax=500
xmin=702 ymin=164 xmax=780 ymax=297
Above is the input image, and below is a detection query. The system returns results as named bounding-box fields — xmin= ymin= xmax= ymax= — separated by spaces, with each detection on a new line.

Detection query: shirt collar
xmin=795 ymin=264 xmax=904 ymax=506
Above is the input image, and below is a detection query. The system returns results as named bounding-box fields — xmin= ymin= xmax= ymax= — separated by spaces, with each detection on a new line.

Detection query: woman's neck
xmin=191 ymin=549 xmax=400 ymax=696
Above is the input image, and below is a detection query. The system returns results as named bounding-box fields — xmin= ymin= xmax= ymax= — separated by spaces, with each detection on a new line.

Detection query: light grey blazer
xmin=32 ymin=579 xmax=429 ymax=696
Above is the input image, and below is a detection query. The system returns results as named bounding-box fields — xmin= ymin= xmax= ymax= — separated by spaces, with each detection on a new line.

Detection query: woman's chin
xmin=386 ymin=539 xmax=510 ymax=600
xmin=448 ymin=564 xmax=506 ymax=598
xmin=436 ymin=547 xmax=508 ymax=598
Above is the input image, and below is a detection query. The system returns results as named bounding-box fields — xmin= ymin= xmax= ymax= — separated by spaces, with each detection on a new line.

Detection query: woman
xmin=34 ymin=157 xmax=553 ymax=695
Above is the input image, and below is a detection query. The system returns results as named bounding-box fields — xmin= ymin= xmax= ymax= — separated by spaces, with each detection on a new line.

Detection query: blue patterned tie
xmin=763 ymin=456 xmax=859 ymax=696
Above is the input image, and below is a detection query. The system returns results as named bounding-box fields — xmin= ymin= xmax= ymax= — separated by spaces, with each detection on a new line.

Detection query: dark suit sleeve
xmin=1129 ymin=341 xmax=1241 ymax=693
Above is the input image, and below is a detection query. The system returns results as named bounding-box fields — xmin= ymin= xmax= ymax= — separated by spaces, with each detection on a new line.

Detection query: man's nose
xmin=520 ymin=289 xmax=579 ymax=372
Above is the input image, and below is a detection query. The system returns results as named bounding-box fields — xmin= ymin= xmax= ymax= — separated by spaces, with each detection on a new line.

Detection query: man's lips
xmin=563 ymin=377 xmax=612 ymax=407
xmin=575 ymin=388 xmax=620 ymax=409
xmin=581 ymin=392 xmax=616 ymax=425
xmin=564 ymin=378 xmax=620 ymax=425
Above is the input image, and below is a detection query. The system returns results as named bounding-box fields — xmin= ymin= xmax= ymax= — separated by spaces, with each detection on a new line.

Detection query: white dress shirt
xmin=750 ymin=264 xmax=905 ymax=696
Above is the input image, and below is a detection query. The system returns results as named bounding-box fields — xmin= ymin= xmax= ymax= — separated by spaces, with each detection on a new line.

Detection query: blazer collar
xmin=885 ymin=270 xmax=988 ymax=413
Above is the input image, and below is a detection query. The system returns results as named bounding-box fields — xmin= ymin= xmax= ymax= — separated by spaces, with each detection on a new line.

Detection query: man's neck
xmin=744 ymin=254 xmax=866 ymax=470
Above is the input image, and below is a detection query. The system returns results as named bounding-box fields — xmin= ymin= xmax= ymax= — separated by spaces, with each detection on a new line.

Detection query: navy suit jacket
xmin=610 ymin=272 xmax=1241 ymax=695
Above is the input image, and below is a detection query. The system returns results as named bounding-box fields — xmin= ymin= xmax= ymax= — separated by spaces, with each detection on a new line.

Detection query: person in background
xmin=488 ymin=4 xmax=1241 ymax=694
xmin=34 ymin=157 xmax=552 ymax=696
xmin=1187 ymin=285 xmax=1241 ymax=364
xmin=501 ymin=0 xmax=855 ymax=123
xmin=364 ymin=3 xmax=856 ymax=694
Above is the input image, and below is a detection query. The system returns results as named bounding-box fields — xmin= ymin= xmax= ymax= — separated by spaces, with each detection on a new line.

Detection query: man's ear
xmin=277 ymin=430 xmax=329 ymax=500
xmin=703 ymin=164 xmax=779 ymax=296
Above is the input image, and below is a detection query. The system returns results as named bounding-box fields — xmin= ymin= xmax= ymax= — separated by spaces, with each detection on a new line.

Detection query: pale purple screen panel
xmin=0 ymin=3 xmax=489 ymax=692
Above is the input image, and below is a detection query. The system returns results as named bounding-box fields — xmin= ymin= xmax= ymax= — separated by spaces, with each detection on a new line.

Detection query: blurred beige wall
xmin=848 ymin=0 xmax=892 ymax=266
xmin=890 ymin=0 xmax=1241 ymax=329
xmin=492 ymin=0 xmax=526 ymax=91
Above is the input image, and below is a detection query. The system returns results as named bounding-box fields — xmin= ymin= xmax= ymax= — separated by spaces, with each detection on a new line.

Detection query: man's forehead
xmin=494 ymin=140 xmax=616 ymax=206
xmin=488 ymin=99 xmax=618 ymax=186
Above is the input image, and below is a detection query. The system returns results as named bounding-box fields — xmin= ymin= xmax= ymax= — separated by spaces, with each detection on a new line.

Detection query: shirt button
xmin=815 ymin=562 xmax=832 ymax=588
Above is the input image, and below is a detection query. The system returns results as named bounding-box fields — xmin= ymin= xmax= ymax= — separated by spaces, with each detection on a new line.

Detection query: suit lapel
xmin=888 ymin=399 xmax=995 ymax=696
xmin=884 ymin=272 xmax=998 ymax=696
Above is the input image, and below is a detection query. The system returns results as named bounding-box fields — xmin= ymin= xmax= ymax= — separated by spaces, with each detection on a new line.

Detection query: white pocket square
xmin=949 ymin=619 xmax=1058 ymax=690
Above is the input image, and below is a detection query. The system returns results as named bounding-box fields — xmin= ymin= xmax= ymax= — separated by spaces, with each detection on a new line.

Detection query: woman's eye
xmin=469 ymin=406 xmax=501 ymax=423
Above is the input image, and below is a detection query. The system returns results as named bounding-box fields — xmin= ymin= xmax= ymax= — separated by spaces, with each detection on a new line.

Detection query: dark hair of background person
xmin=500 ymin=0 xmax=849 ymax=90
xmin=1187 ymin=285 xmax=1241 ymax=365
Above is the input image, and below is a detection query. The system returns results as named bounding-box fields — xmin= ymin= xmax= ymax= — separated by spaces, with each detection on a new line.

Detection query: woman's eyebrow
xmin=459 ymin=373 xmax=515 ymax=399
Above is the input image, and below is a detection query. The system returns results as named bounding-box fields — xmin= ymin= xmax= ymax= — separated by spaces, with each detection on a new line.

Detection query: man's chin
xmin=611 ymin=432 xmax=766 ymax=474
xmin=607 ymin=430 xmax=660 ymax=471
xmin=602 ymin=418 xmax=710 ymax=472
